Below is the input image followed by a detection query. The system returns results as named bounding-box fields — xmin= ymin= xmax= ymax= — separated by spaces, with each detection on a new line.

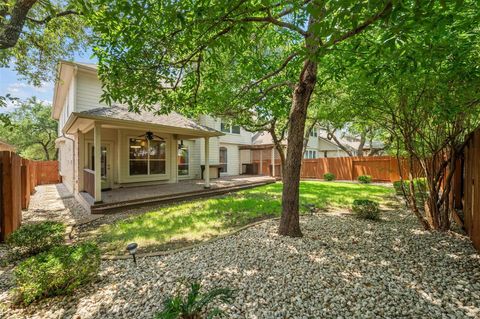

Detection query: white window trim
xmin=127 ymin=135 xmax=168 ymax=177
xmin=177 ymin=142 xmax=191 ymax=179
xmin=220 ymin=121 xmax=241 ymax=135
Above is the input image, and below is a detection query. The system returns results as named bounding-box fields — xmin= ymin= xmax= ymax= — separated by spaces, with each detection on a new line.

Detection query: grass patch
xmin=95 ymin=181 xmax=393 ymax=254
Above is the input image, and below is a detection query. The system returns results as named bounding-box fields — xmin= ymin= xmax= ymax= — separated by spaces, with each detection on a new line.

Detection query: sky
xmin=0 ymin=50 xmax=96 ymax=113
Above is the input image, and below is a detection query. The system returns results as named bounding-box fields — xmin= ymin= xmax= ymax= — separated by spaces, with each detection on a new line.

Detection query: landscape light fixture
xmin=126 ymin=242 xmax=138 ymax=265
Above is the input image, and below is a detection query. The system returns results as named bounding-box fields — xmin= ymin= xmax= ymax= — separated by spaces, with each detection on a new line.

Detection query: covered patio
xmin=61 ymin=105 xmax=225 ymax=210
xmin=79 ymin=175 xmax=275 ymax=213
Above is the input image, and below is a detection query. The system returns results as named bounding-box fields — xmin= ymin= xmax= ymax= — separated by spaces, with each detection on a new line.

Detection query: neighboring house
xmin=0 ymin=139 xmax=15 ymax=152
xmin=245 ymin=128 xmax=384 ymax=161
xmin=53 ymin=61 xmax=254 ymax=208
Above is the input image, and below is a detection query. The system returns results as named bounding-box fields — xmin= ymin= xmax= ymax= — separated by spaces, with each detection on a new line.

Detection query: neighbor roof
xmin=0 ymin=139 xmax=15 ymax=151
xmin=64 ymin=105 xmax=223 ymax=137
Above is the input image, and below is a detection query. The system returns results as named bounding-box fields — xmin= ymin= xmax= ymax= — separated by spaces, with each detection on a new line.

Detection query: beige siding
xmin=58 ymin=79 xmax=75 ymax=136
xmin=199 ymin=136 xmax=220 ymax=166
xmin=58 ymin=136 xmax=75 ymax=193
xmin=187 ymin=139 xmax=201 ymax=179
xmin=76 ymin=71 xmax=108 ymax=112
xmin=199 ymin=115 xmax=253 ymax=145
xmin=219 ymin=143 xmax=239 ymax=176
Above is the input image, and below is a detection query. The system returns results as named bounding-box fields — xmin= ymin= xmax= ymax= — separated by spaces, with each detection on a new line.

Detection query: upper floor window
xmin=304 ymin=150 xmax=317 ymax=159
xmin=221 ymin=121 xmax=240 ymax=134
xmin=309 ymin=129 xmax=318 ymax=137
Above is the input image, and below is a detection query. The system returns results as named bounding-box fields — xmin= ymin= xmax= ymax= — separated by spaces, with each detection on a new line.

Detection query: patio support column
xmin=271 ymin=147 xmax=275 ymax=177
xmin=204 ymin=137 xmax=210 ymax=189
xmin=94 ymin=122 xmax=102 ymax=202
xmin=78 ymin=130 xmax=85 ymax=192
xmin=259 ymin=149 xmax=263 ymax=175
xmin=170 ymin=135 xmax=178 ymax=183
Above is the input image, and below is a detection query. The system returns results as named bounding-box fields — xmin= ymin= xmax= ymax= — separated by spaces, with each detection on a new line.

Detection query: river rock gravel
xmin=1 ymin=208 xmax=479 ymax=319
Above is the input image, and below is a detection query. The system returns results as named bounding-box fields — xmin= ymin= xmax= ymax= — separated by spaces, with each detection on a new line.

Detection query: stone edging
xmin=101 ymin=217 xmax=281 ymax=260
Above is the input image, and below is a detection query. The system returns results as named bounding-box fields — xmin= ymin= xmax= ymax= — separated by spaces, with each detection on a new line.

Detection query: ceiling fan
xmin=137 ymin=131 xmax=164 ymax=141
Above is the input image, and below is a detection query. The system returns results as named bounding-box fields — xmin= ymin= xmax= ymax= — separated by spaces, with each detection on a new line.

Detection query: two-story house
xmin=53 ymin=61 xmax=255 ymax=209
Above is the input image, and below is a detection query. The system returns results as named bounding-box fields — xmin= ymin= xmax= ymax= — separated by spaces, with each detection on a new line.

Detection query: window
xmin=221 ymin=121 xmax=240 ymax=134
xmin=129 ymin=138 xmax=166 ymax=175
xmin=304 ymin=150 xmax=317 ymax=159
xmin=88 ymin=144 xmax=107 ymax=179
xmin=178 ymin=142 xmax=189 ymax=176
xmin=309 ymin=129 xmax=318 ymax=137
xmin=219 ymin=147 xmax=228 ymax=173
xmin=220 ymin=122 xmax=231 ymax=133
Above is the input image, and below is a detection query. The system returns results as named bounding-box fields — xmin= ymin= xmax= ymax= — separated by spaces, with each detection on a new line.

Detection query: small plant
xmin=357 ymin=175 xmax=372 ymax=184
xmin=323 ymin=173 xmax=335 ymax=181
xmin=352 ymin=199 xmax=380 ymax=220
xmin=156 ymin=281 xmax=234 ymax=319
xmin=13 ymin=242 xmax=100 ymax=305
xmin=393 ymin=178 xmax=428 ymax=196
xmin=6 ymin=221 xmax=66 ymax=258
xmin=393 ymin=180 xmax=404 ymax=195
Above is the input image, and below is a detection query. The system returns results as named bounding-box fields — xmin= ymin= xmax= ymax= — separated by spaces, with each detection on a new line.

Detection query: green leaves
xmin=155 ymin=281 xmax=234 ymax=319
xmin=0 ymin=97 xmax=58 ymax=160
xmin=1 ymin=0 xmax=90 ymax=86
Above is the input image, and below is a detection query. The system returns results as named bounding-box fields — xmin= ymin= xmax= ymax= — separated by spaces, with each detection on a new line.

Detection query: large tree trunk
xmin=278 ymin=59 xmax=317 ymax=237
xmin=0 ymin=0 xmax=37 ymax=49
xmin=357 ymin=130 xmax=367 ymax=156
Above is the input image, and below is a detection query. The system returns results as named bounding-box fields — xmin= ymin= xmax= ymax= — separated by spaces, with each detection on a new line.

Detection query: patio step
xmin=90 ymin=180 xmax=275 ymax=214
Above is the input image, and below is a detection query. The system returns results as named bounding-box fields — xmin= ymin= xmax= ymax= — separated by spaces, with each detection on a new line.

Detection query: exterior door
xmin=88 ymin=143 xmax=113 ymax=190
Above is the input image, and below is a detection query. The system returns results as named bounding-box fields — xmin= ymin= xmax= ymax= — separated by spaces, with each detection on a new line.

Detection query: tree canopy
xmin=83 ymin=0 xmax=406 ymax=236
xmin=1 ymin=0 xmax=90 ymax=85
xmin=321 ymin=0 xmax=480 ymax=230
xmin=0 ymin=97 xmax=57 ymax=160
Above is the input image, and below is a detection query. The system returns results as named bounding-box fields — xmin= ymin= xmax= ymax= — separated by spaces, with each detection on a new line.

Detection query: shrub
xmin=13 ymin=242 xmax=100 ymax=305
xmin=323 ymin=173 xmax=336 ymax=181
xmin=6 ymin=221 xmax=66 ymax=257
xmin=357 ymin=175 xmax=372 ymax=184
xmin=393 ymin=178 xmax=428 ymax=196
xmin=156 ymin=281 xmax=234 ymax=319
xmin=352 ymin=199 xmax=380 ymax=220
xmin=393 ymin=181 xmax=403 ymax=195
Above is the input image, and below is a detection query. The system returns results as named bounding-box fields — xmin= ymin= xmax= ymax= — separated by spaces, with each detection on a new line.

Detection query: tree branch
xmin=0 ymin=0 xmax=37 ymax=50
xmin=328 ymin=0 xmax=393 ymax=47
xmin=229 ymin=15 xmax=307 ymax=36
xmin=26 ymin=10 xmax=80 ymax=25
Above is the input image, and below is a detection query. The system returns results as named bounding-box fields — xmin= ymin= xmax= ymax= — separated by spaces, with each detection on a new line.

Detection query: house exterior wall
xmin=57 ymin=136 xmax=75 ymax=193
xmin=76 ymin=71 xmax=108 ymax=112
xmin=198 ymin=115 xmax=252 ymax=176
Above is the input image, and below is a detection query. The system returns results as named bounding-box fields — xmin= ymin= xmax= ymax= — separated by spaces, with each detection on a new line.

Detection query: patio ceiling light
xmin=126 ymin=242 xmax=138 ymax=265
xmin=136 ymin=131 xmax=165 ymax=141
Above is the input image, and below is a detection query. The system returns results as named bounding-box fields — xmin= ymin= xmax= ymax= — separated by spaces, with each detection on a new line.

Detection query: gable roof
xmin=318 ymin=131 xmax=384 ymax=151
xmin=64 ymin=105 xmax=223 ymax=137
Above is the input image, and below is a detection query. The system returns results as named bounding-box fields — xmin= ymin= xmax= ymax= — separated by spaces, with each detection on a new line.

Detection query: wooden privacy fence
xmin=455 ymin=128 xmax=480 ymax=251
xmin=251 ymin=155 xmax=422 ymax=182
xmin=300 ymin=156 xmax=421 ymax=182
xmin=0 ymin=152 xmax=61 ymax=241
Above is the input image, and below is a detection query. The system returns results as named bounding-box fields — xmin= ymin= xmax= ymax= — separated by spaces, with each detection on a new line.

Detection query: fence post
xmin=21 ymin=159 xmax=30 ymax=209
xmin=0 ymin=151 xmax=22 ymax=241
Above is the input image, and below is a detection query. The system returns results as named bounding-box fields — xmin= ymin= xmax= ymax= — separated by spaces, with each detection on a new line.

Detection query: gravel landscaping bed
xmin=2 ymin=207 xmax=480 ymax=318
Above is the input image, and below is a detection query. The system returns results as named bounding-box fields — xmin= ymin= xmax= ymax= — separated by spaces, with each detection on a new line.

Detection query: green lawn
xmin=94 ymin=181 xmax=393 ymax=254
